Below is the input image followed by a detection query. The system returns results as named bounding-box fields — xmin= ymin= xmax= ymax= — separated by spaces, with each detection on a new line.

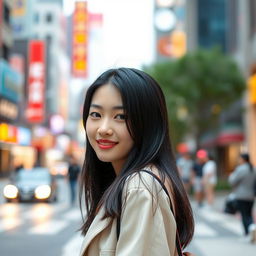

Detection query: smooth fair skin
xmin=86 ymin=83 xmax=134 ymax=175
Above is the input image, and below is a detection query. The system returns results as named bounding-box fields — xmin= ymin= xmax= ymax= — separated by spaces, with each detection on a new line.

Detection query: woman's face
xmin=86 ymin=83 xmax=134 ymax=174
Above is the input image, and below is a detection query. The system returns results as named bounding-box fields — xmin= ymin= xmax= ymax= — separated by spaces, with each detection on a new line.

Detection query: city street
xmin=0 ymin=178 xmax=84 ymax=256
xmin=0 ymin=178 xmax=256 ymax=256
xmin=189 ymin=193 xmax=256 ymax=256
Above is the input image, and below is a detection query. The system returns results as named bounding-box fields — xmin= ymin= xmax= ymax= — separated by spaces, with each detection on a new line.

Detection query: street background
xmin=1 ymin=0 xmax=256 ymax=255
xmin=1 ymin=177 xmax=255 ymax=256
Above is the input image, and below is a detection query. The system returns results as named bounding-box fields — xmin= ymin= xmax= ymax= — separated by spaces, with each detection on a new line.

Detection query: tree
xmin=144 ymin=48 xmax=246 ymax=149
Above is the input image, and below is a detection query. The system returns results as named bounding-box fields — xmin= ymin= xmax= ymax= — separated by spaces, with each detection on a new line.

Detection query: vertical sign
xmin=0 ymin=0 xmax=2 ymax=47
xmin=72 ymin=1 xmax=88 ymax=78
xmin=26 ymin=40 xmax=45 ymax=123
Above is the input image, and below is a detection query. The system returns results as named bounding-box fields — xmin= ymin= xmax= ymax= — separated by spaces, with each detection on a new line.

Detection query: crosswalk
xmin=194 ymin=205 xmax=244 ymax=237
xmin=0 ymin=202 xmax=81 ymax=234
xmin=0 ymin=200 xmax=249 ymax=256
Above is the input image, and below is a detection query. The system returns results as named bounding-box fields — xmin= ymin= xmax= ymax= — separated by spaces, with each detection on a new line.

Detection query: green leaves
xmin=144 ymin=47 xmax=246 ymax=148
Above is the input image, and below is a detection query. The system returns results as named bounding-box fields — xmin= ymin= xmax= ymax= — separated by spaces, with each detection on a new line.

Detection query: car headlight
xmin=35 ymin=185 xmax=51 ymax=199
xmin=3 ymin=185 xmax=18 ymax=199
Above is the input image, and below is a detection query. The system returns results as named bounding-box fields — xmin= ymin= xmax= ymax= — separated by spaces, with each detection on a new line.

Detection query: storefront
xmin=199 ymin=124 xmax=244 ymax=178
xmin=0 ymin=58 xmax=23 ymax=177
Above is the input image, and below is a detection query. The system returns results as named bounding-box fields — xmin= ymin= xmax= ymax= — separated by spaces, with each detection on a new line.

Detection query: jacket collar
xmin=80 ymin=207 xmax=112 ymax=255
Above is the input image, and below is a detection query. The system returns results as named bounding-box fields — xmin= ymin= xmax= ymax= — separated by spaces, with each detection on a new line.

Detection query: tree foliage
xmin=144 ymin=48 xmax=246 ymax=148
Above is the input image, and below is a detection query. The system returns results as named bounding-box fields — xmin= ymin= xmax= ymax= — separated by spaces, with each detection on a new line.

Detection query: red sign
xmin=72 ymin=1 xmax=88 ymax=78
xmin=26 ymin=40 xmax=45 ymax=123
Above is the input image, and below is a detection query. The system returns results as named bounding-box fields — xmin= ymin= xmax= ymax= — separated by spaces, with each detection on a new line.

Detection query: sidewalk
xmin=189 ymin=191 xmax=256 ymax=256
xmin=210 ymin=190 xmax=256 ymax=217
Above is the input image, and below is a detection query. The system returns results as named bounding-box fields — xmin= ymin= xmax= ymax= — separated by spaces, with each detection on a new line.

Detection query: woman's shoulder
xmin=123 ymin=167 xmax=169 ymax=196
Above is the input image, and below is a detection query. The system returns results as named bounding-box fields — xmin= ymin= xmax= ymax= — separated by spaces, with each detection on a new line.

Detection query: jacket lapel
xmin=80 ymin=207 xmax=112 ymax=255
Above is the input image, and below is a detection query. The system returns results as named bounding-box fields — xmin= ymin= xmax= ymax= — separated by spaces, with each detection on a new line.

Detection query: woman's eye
xmin=89 ymin=112 xmax=101 ymax=118
xmin=115 ymin=114 xmax=126 ymax=120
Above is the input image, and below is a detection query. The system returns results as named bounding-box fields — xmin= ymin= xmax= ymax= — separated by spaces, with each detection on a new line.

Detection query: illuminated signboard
xmin=72 ymin=1 xmax=88 ymax=78
xmin=0 ymin=123 xmax=18 ymax=143
xmin=26 ymin=40 xmax=45 ymax=123
xmin=0 ymin=59 xmax=22 ymax=102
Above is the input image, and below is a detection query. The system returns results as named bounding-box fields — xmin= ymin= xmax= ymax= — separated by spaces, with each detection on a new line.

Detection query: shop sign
xmin=17 ymin=127 xmax=31 ymax=146
xmin=50 ymin=114 xmax=64 ymax=134
xmin=0 ymin=97 xmax=18 ymax=121
xmin=26 ymin=40 xmax=45 ymax=123
xmin=248 ymin=74 xmax=256 ymax=104
xmin=0 ymin=123 xmax=18 ymax=143
xmin=72 ymin=1 xmax=88 ymax=78
xmin=0 ymin=59 xmax=22 ymax=102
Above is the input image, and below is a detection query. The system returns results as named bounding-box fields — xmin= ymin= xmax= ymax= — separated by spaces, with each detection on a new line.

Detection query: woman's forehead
xmin=90 ymin=83 xmax=123 ymax=106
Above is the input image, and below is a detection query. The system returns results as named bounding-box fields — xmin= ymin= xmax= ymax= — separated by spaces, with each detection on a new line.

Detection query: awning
xmin=199 ymin=124 xmax=244 ymax=148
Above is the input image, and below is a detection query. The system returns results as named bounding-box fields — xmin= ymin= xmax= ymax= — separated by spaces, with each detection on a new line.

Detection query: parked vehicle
xmin=3 ymin=167 xmax=58 ymax=203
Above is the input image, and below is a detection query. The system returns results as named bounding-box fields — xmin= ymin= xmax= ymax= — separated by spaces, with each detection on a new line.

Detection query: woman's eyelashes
xmin=115 ymin=114 xmax=127 ymax=120
xmin=89 ymin=112 xmax=101 ymax=118
xmin=89 ymin=112 xmax=126 ymax=120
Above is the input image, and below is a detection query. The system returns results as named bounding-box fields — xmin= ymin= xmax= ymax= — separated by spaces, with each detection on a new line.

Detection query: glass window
xmin=34 ymin=13 xmax=39 ymax=23
xmin=198 ymin=0 xmax=227 ymax=52
xmin=226 ymin=0 xmax=238 ymax=53
xmin=4 ymin=4 xmax=10 ymax=24
xmin=249 ymin=0 xmax=256 ymax=38
xmin=46 ymin=13 xmax=53 ymax=23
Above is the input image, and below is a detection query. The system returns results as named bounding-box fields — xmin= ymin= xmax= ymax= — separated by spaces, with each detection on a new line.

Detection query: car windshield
xmin=17 ymin=169 xmax=50 ymax=182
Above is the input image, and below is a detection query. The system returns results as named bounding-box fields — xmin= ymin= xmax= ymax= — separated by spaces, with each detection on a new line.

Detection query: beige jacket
xmin=80 ymin=171 xmax=177 ymax=256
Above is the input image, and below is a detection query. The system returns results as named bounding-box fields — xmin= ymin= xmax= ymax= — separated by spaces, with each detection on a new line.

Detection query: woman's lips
xmin=96 ymin=139 xmax=118 ymax=149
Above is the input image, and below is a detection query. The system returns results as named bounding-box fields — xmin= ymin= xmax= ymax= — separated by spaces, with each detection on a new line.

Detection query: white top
xmin=203 ymin=160 xmax=217 ymax=185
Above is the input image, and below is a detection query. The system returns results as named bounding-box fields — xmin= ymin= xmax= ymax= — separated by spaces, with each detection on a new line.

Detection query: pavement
xmin=189 ymin=191 xmax=256 ymax=256
xmin=1 ymin=177 xmax=256 ymax=256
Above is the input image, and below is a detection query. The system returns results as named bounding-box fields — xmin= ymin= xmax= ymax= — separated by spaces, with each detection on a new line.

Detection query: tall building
xmin=185 ymin=0 xmax=254 ymax=175
xmin=0 ymin=0 xmax=71 ymax=173
xmin=0 ymin=0 xmax=27 ymax=177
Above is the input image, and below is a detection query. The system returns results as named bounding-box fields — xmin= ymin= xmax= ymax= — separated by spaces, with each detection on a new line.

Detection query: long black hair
xmin=79 ymin=68 xmax=194 ymax=248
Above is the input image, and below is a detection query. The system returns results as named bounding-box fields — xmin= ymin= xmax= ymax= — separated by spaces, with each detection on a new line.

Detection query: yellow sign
xmin=12 ymin=0 xmax=27 ymax=17
xmin=170 ymin=30 xmax=186 ymax=58
xmin=248 ymin=75 xmax=256 ymax=104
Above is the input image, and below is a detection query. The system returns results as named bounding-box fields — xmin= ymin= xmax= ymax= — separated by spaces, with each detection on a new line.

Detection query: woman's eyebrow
xmin=90 ymin=104 xmax=124 ymax=110
xmin=90 ymin=104 xmax=102 ymax=109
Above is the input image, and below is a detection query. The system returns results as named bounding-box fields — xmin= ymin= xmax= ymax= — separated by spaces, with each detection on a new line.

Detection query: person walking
xmin=228 ymin=153 xmax=256 ymax=239
xmin=79 ymin=68 xmax=194 ymax=256
xmin=177 ymin=152 xmax=193 ymax=193
xmin=191 ymin=150 xmax=205 ymax=207
xmin=68 ymin=156 xmax=81 ymax=205
xmin=200 ymin=150 xmax=217 ymax=207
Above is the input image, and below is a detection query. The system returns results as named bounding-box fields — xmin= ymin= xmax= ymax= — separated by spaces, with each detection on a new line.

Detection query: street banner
xmin=26 ymin=40 xmax=45 ymax=123
xmin=71 ymin=1 xmax=88 ymax=78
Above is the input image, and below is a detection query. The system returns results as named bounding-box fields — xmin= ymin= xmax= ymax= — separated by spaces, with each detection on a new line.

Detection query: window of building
xmin=226 ymin=0 xmax=238 ymax=53
xmin=3 ymin=44 xmax=9 ymax=61
xmin=198 ymin=0 xmax=227 ymax=52
xmin=34 ymin=13 xmax=39 ymax=23
xmin=249 ymin=0 xmax=256 ymax=38
xmin=46 ymin=13 xmax=53 ymax=23
xmin=4 ymin=4 xmax=10 ymax=24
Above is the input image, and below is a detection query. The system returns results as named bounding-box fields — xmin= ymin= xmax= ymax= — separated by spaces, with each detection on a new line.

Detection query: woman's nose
xmin=98 ymin=119 xmax=113 ymax=136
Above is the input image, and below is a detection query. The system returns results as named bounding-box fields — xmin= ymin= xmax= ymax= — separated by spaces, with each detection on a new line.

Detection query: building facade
xmin=185 ymin=0 xmax=256 ymax=175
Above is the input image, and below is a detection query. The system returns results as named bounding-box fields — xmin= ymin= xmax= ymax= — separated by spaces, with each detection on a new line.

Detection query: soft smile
xmin=96 ymin=139 xmax=118 ymax=149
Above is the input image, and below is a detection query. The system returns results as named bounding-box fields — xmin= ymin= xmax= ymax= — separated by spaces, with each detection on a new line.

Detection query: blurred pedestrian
xmin=68 ymin=156 xmax=81 ymax=205
xmin=228 ymin=153 xmax=256 ymax=239
xmin=79 ymin=68 xmax=194 ymax=256
xmin=192 ymin=150 xmax=205 ymax=207
xmin=177 ymin=152 xmax=193 ymax=193
xmin=200 ymin=150 xmax=217 ymax=207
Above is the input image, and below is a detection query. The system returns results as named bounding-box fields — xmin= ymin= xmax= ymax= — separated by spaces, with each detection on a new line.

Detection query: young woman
xmin=79 ymin=68 xmax=194 ymax=256
xmin=228 ymin=153 xmax=256 ymax=238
